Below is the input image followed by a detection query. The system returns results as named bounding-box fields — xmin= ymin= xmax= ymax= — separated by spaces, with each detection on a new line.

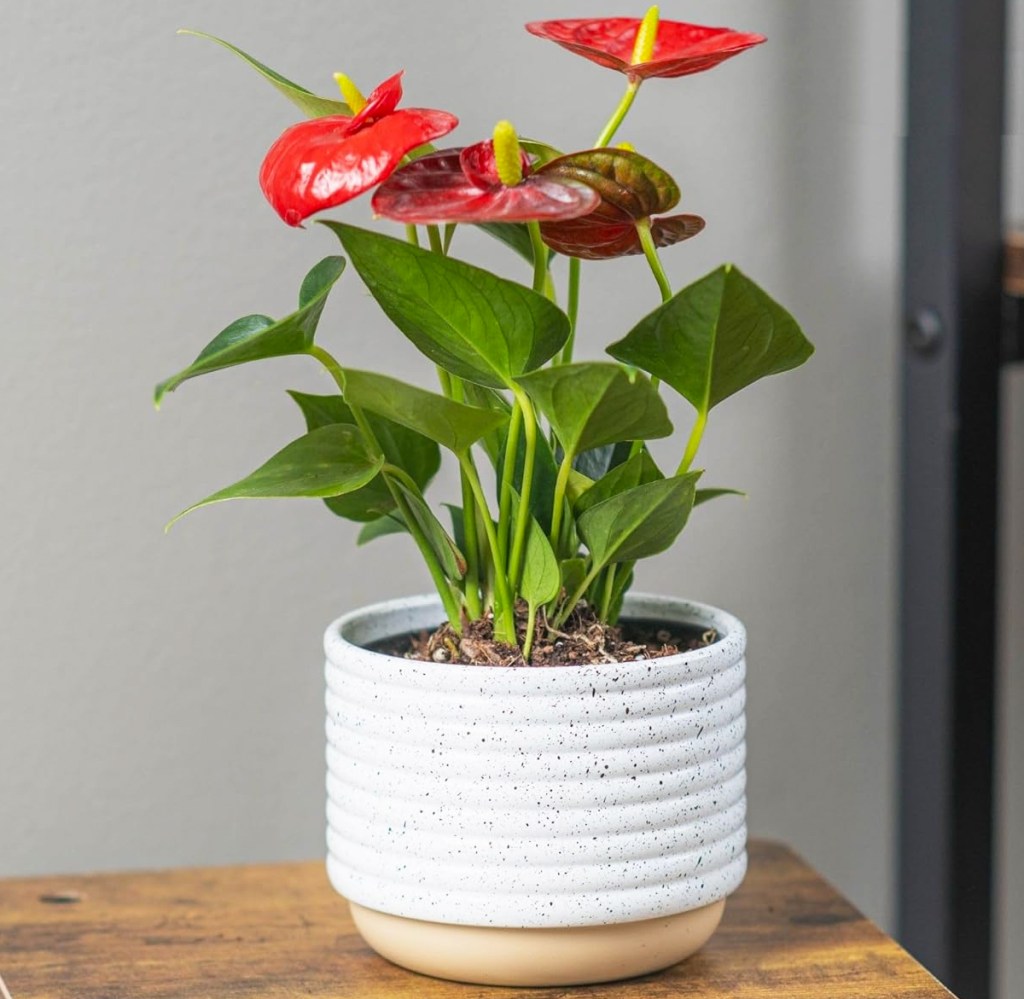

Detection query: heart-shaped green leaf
xmin=560 ymin=557 xmax=589 ymax=598
xmin=517 ymin=362 xmax=672 ymax=459
xmin=179 ymin=30 xmax=352 ymax=119
xmin=167 ymin=424 xmax=383 ymax=529
xmin=392 ymin=479 xmax=466 ymax=581
xmin=577 ymin=472 xmax=701 ymax=571
xmin=323 ymin=223 xmax=569 ymax=388
xmin=574 ymin=449 xmax=663 ymax=516
xmin=537 ymin=148 xmax=680 ymax=220
xmin=288 ymin=390 xmax=440 ymax=522
xmin=358 ymin=513 xmax=407 ymax=546
xmin=340 ymin=370 xmax=508 ymax=455
xmin=607 ymin=265 xmax=813 ymax=415
xmin=520 ymin=515 xmax=561 ymax=609
xmin=155 ymin=256 xmax=345 ymax=405
xmin=572 ymin=441 xmax=632 ymax=482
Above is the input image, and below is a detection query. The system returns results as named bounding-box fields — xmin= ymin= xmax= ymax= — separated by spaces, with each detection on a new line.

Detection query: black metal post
xmin=899 ymin=1 xmax=1007 ymax=997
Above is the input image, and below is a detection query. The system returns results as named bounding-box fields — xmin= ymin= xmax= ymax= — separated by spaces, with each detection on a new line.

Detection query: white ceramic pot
xmin=324 ymin=592 xmax=747 ymax=987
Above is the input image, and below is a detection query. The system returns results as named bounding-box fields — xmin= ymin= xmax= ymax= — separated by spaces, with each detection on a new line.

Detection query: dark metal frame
xmin=899 ymin=1 xmax=1008 ymax=997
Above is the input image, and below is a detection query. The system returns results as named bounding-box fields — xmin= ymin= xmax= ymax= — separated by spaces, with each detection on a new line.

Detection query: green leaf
xmin=155 ymin=256 xmax=345 ymax=405
xmin=167 ymin=425 xmax=383 ymax=529
xmin=577 ymin=473 xmax=702 ymax=571
xmin=517 ymin=362 xmax=672 ymax=458
xmin=288 ymin=390 xmax=440 ymax=522
xmin=574 ymin=449 xmax=663 ymax=516
xmin=358 ymin=513 xmax=407 ymax=545
xmin=323 ymin=223 xmax=570 ymax=388
xmin=340 ymin=370 xmax=508 ymax=455
xmin=607 ymin=566 xmax=635 ymax=625
xmin=572 ymin=441 xmax=632 ymax=482
xmin=392 ymin=480 xmax=466 ymax=581
xmin=520 ymin=516 xmax=561 ymax=609
xmin=179 ymin=30 xmax=351 ymax=118
xmin=695 ymin=487 xmax=746 ymax=507
xmin=560 ymin=557 xmax=589 ymax=598
xmin=607 ymin=265 xmax=813 ymax=415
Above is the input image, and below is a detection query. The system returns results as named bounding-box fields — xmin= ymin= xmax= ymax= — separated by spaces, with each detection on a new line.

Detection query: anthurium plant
xmin=158 ymin=9 xmax=813 ymax=662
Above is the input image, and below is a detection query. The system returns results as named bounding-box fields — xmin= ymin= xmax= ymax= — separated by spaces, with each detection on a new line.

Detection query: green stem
xmin=549 ymin=452 xmax=574 ymax=554
xmin=405 ymin=224 xmax=420 ymax=248
xmin=599 ymin=565 xmax=617 ymax=620
xmin=459 ymin=454 xmax=517 ymax=644
xmin=310 ymin=345 xmax=462 ymax=628
xmin=442 ymin=223 xmax=457 ymax=255
xmin=677 ymin=410 xmax=708 ymax=475
xmin=636 ymin=219 xmax=673 ymax=303
xmin=559 ymin=257 xmax=582 ymax=366
xmin=497 ymin=402 xmax=523 ymax=563
xmin=528 ymin=222 xmax=548 ymax=296
xmin=522 ymin=602 xmax=539 ymax=662
xmin=461 ymin=473 xmax=483 ymax=619
xmin=553 ymin=562 xmax=604 ymax=630
xmin=507 ymin=389 xmax=538 ymax=589
xmin=427 ymin=224 xmax=444 ymax=255
xmin=594 ymin=80 xmax=641 ymax=148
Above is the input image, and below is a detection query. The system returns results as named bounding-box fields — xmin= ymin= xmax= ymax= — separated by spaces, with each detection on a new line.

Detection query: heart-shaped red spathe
xmin=536 ymin=147 xmax=703 ymax=259
xmin=540 ymin=207 xmax=705 ymax=260
xmin=525 ymin=18 xmax=765 ymax=80
xmin=371 ymin=142 xmax=600 ymax=224
xmin=259 ymin=72 xmax=458 ymax=226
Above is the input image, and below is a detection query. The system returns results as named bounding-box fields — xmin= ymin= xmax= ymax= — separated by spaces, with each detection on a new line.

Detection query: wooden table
xmin=0 ymin=840 xmax=954 ymax=998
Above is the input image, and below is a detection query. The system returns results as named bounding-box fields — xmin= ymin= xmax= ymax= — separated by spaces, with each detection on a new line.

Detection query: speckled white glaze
xmin=324 ymin=592 xmax=747 ymax=929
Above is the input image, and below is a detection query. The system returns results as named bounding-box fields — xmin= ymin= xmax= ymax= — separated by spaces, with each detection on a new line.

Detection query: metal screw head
xmin=907 ymin=307 xmax=944 ymax=355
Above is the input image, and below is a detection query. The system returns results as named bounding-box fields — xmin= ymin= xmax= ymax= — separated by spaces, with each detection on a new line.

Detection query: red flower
xmin=259 ymin=72 xmax=458 ymax=226
xmin=525 ymin=18 xmax=765 ymax=81
xmin=536 ymin=147 xmax=704 ymax=260
xmin=371 ymin=140 xmax=600 ymax=224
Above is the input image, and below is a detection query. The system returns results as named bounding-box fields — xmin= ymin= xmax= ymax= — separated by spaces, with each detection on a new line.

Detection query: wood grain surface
xmin=0 ymin=840 xmax=954 ymax=998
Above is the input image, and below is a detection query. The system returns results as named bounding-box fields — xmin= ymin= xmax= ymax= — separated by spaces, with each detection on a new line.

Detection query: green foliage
xmin=178 ymin=30 xmax=351 ymax=118
xmin=322 ymin=223 xmax=570 ymax=388
xmin=160 ymin=38 xmax=816 ymax=655
xmin=608 ymin=265 xmax=813 ymax=415
xmin=155 ymin=257 xmax=344 ymax=405
xmin=168 ymin=425 xmax=383 ymax=529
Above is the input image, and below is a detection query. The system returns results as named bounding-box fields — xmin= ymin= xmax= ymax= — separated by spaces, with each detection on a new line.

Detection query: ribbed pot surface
xmin=324 ymin=593 xmax=747 ymax=928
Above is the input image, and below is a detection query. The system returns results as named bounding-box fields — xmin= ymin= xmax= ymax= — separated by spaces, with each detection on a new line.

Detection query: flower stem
xmin=594 ymin=80 xmax=641 ymax=148
xmin=427 ymin=224 xmax=444 ymax=255
xmin=549 ymin=452 xmax=574 ymax=555
xmin=559 ymin=257 xmax=582 ymax=365
xmin=405 ymin=224 xmax=420 ymax=248
xmin=522 ymin=602 xmax=539 ymax=662
xmin=459 ymin=454 xmax=517 ymax=645
xmin=636 ymin=219 xmax=673 ymax=303
xmin=507 ymin=389 xmax=538 ymax=589
xmin=497 ymin=402 xmax=523 ymax=564
xmin=460 ymin=473 xmax=483 ymax=619
xmin=528 ymin=221 xmax=548 ymax=295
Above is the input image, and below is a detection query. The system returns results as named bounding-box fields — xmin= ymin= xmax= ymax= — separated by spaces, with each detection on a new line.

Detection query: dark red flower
xmin=259 ymin=72 xmax=458 ymax=226
xmin=371 ymin=140 xmax=600 ymax=224
xmin=525 ymin=18 xmax=765 ymax=81
xmin=536 ymin=147 xmax=704 ymax=260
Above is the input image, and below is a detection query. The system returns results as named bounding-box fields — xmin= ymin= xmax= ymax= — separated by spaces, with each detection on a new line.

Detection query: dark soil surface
xmin=369 ymin=603 xmax=718 ymax=667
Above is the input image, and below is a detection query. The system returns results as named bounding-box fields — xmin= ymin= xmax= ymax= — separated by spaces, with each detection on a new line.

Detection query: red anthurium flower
xmin=259 ymin=72 xmax=459 ymax=226
xmin=536 ymin=147 xmax=704 ymax=260
xmin=371 ymin=140 xmax=601 ymax=224
xmin=525 ymin=18 xmax=765 ymax=81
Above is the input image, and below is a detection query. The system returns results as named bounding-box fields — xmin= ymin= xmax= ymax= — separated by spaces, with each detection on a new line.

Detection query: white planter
xmin=324 ymin=592 xmax=747 ymax=986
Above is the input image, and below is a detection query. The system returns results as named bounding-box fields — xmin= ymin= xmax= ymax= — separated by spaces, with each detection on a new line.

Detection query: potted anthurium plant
xmin=158 ymin=8 xmax=813 ymax=988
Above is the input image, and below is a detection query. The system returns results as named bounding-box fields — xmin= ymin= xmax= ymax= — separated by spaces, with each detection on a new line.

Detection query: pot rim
xmin=325 ymin=591 xmax=746 ymax=675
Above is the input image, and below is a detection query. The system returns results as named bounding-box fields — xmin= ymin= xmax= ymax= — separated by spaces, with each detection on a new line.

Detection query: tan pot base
xmin=349 ymin=898 xmax=726 ymax=987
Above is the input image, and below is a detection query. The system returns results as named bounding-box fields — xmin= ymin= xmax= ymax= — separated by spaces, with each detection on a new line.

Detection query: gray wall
xmin=2 ymin=0 xmax=902 ymax=955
